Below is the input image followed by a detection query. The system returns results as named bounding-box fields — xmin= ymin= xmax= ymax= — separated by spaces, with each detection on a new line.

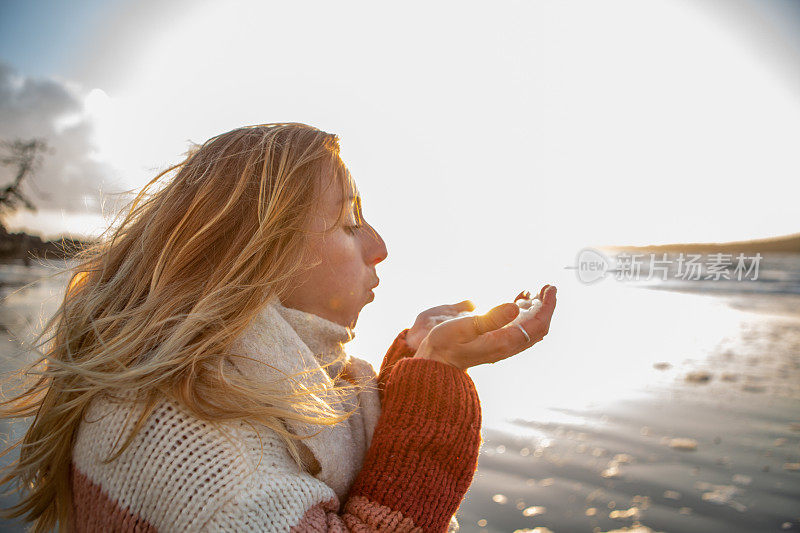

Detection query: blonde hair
xmin=0 ymin=123 xmax=367 ymax=532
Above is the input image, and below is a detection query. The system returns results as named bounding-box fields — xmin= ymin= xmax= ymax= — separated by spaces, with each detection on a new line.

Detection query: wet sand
xmin=456 ymin=293 xmax=800 ymax=532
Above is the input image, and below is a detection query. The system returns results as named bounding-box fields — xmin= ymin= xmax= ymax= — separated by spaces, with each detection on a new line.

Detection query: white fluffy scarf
xmin=229 ymin=297 xmax=383 ymax=503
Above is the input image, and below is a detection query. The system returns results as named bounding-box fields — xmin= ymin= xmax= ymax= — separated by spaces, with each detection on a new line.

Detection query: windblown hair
xmin=0 ymin=123 xmax=367 ymax=532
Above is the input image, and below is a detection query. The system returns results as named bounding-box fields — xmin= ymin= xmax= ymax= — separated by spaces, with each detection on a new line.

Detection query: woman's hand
xmin=414 ymin=285 xmax=557 ymax=370
xmin=405 ymin=300 xmax=476 ymax=351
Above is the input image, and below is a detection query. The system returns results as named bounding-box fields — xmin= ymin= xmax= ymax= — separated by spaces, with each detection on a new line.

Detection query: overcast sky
xmin=1 ymin=0 xmax=798 ymax=247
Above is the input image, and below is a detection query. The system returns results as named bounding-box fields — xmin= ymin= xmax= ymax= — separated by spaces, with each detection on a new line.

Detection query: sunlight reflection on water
xmin=470 ymin=281 xmax=751 ymax=432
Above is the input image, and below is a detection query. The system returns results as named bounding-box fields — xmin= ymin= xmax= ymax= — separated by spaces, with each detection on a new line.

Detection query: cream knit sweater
xmin=70 ymin=298 xmax=469 ymax=531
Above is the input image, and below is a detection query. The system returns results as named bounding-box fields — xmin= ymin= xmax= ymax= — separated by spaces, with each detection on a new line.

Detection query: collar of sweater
xmin=228 ymin=296 xmax=377 ymax=502
xmin=271 ymin=299 xmax=355 ymax=379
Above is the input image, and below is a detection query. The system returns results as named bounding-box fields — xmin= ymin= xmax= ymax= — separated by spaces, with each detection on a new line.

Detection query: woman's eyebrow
xmin=338 ymin=193 xmax=359 ymax=203
xmin=353 ymin=195 xmax=363 ymax=221
xmin=338 ymin=194 xmax=361 ymax=210
xmin=334 ymin=194 xmax=362 ymax=221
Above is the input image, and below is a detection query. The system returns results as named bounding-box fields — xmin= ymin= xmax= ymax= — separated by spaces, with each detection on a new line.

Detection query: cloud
xmin=691 ymin=0 xmax=800 ymax=99
xmin=0 ymin=61 xmax=120 ymax=221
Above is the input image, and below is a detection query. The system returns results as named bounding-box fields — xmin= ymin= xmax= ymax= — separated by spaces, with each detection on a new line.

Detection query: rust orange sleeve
xmin=347 ymin=356 xmax=482 ymax=532
xmin=293 ymin=353 xmax=482 ymax=532
xmin=376 ymin=328 xmax=416 ymax=404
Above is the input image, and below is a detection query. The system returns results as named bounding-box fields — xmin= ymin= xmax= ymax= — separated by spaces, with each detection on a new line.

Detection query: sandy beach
xmin=459 ymin=310 xmax=800 ymax=532
xmin=1 ymin=260 xmax=798 ymax=532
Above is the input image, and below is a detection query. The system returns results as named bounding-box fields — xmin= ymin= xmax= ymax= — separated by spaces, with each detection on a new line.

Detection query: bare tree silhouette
xmin=0 ymin=139 xmax=90 ymax=265
xmin=0 ymin=139 xmax=49 ymax=228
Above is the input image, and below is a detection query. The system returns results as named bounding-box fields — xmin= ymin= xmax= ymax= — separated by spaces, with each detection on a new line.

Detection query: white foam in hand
xmin=428 ymin=310 xmax=473 ymax=325
xmin=429 ymin=297 xmax=542 ymax=329
xmin=509 ymin=297 xmax=543 ymax=327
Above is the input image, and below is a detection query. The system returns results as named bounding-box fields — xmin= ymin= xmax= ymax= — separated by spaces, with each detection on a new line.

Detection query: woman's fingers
xmin=460 ymin=286 xmax=557 ymax=365
xmin=473 ymin=303 xmax=520 ymax=337
xmin=536 ymin=284 xmax=550 ymax=301
xmin=514 ymin=290 xmax=531 ymax=302
xmin=430 ymin=302 xmax=519 ymax=345
xmin=451 ymin=299 xmax=476 ymax=313
xmin=535 ymin=285 xmax=557 ymax=332
xmin=422 ymin=300 xmax=475 ymax=320
xmin=458 ymin=326 xmax=525 ymax=365
xmin=517 ymin=285 xmax=557 ymax=340
xmin=420 ymin=287 xmax=557 ymax=369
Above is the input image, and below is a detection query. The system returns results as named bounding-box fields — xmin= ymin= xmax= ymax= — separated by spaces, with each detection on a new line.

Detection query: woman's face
xmin=280 ymin=170 xmax=388 ymax=328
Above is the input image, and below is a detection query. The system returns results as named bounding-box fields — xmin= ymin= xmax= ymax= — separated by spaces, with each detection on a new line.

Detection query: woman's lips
xmin=366 ymin=277 xmax=379 ymax=301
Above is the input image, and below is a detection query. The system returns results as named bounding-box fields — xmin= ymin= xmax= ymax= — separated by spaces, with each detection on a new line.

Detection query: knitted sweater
xmin=69 ymin=299 xmax=483 ymax=532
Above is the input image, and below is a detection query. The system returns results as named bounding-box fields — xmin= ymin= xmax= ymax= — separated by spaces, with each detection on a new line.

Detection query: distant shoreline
xmin=0 ymin=226 xmax=93 ymax=265
xmin=599 ymin=231 xmax=800 ymax=255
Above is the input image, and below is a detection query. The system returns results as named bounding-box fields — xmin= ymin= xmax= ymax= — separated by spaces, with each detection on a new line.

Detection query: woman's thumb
xmin=457 ymin=299 xmax=476 ymax=312
xmin=476 ymin=303 xmax=519 ymax=335
xmin=441 ymin=302 xmax=519 ymax=344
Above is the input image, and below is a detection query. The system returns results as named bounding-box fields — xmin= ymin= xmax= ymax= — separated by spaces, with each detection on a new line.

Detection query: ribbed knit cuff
xmin=377 ymin=328 xmax=417 ymax=403
xmin=350 ymin=357 xmax=482 ymax=532
xmin=382 ymin=358 xmax=481 ymax=428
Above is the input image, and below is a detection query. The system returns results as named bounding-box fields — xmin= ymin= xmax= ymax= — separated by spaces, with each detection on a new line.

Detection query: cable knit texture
xmin=70 ymin=298 xmax=482 ymax=532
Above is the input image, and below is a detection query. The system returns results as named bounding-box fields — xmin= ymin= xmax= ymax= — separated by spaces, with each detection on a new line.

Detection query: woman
xmin=0 ymin=123 xmax=557 ymax=532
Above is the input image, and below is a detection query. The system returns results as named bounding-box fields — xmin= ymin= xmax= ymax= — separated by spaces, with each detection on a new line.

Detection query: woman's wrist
xmin=404 ymin=328 xmax=423 ymax=351
xmin=412 ymin=339 xmax=456 ymax=368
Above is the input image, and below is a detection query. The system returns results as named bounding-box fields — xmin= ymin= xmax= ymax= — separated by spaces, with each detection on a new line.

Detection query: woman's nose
xmin=365 ymin=224 xmax=388 ymax=266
